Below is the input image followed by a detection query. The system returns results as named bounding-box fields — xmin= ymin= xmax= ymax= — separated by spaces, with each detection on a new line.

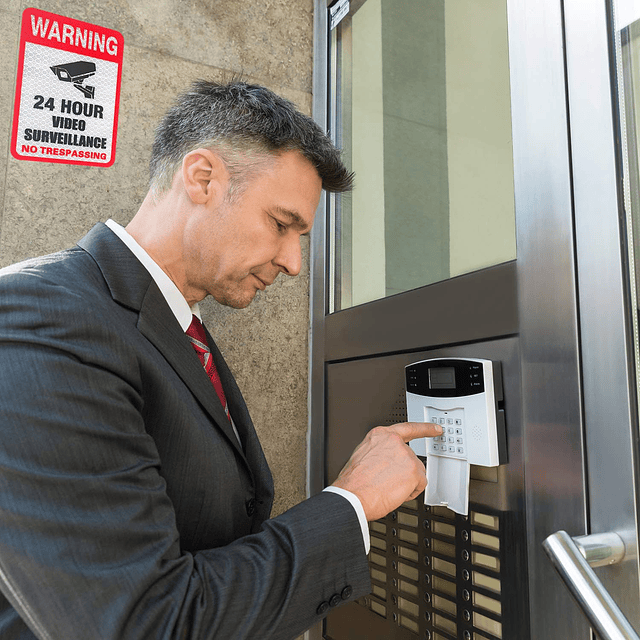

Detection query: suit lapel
xmin=136 ymin=285 xmax=246 ymax=460
xmin=205 ymin=330 xmax=274 ymax=508
xmin=77 ymin=223 xmax=248 ymax=462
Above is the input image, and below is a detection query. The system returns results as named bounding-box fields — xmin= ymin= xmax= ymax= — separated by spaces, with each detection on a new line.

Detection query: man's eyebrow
xmin=271 ymin=206 xmax=312 ymax=233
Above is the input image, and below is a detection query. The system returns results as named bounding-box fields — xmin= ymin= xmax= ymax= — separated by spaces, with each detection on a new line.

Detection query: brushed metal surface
xmin=309 ymin=0 xmax=330 ymax=503
xmin=325 ymin=337 xmax=529 ymax=639
xmin=324 ymin=261 xmax=517 ymax=363
xmin=507 ymin=0 xmax=590 ymax=637
xmin=574 ymin=532 xmax=626 ymax=568
xmin=563 ymin=0 xmax=640 ymax=630
xmin=308 ymin=5 xmax=331 ymax=640
xmin=307 ymin=1 xmax=639 ymax=639
xmin=544 ymin=531 xmax=640 ymax=640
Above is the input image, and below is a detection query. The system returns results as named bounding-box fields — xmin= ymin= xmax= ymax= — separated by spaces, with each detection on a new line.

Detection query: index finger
xmin=387 ymin=421 xmax=444 ymax=442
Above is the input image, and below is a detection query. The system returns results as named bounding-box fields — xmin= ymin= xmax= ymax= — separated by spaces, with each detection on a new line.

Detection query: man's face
xmin=184 ymin=150 xmax=322 ymax=309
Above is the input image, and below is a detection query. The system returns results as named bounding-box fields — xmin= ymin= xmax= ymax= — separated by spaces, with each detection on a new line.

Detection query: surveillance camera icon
xmin=50 ymin=61 xmax=96 ymax=99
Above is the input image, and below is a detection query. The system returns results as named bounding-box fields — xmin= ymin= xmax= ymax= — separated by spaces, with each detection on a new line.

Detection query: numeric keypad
xmin=429 ymin=411 xmax=465 ymax=458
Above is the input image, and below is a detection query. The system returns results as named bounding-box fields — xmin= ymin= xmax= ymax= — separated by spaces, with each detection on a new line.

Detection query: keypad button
xmin=457 ymin=447 xmax=464 ymax=454
xmin=448 ymin=446 xmax=455 ymax=453
xmin=456 ymin=437 xmax=464 ymax=444
xmin=447 ymin=418 xmax=453 ymax=425
xmin=456 ymin=428 xmax=463 ymax=435
xmin=455 ymin=419 xmax=462 ymax=425
xmin=441 ymin=445 xmax=448 ymax=451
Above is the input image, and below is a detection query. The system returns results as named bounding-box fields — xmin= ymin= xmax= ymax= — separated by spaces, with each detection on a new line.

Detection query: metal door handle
xmin=543 ymin=530 xmax=639 ymax=640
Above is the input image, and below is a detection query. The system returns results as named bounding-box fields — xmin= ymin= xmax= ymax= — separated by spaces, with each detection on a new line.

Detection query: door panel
xmin=309 ymin=0 xmax=640 ymax=638
xmin=323 ymin=262 xmax=517 ymax=363
xmin=325 ymin=339 xmax=527 ymax=640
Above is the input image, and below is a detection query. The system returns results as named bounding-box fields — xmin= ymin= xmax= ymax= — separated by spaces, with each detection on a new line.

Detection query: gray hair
xmin=149 ymin=79 xmax=353 ymax=198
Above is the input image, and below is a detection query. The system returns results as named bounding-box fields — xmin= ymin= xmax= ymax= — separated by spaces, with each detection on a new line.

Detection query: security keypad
xmin=405 ymin=358 xmax=506 ymax=516
xmin=429 ymin=409 xmax=465 ymax=458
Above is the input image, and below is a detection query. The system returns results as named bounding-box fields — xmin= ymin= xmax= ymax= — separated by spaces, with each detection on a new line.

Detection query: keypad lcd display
xmin=429 ymin=366 xmax=456 ymax=389
xmin=406 ymin=359 xmax=485 ymax=397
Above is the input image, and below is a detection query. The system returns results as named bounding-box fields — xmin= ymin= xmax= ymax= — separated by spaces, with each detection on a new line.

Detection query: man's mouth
xmin=254 ymin=275 xmax=270 ymax=290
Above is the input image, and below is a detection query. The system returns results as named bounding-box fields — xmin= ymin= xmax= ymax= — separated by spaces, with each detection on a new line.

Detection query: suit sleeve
xmin=0 ymin=271 xmax=371 ymax=640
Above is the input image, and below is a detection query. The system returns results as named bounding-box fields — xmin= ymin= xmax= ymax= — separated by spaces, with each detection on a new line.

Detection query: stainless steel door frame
xmin=307 ymin=6 xmax=330 ymax=636
xmin=308 ymin=0 xmax=330 ymax=510
xmin=507 ymin=0 xmax=589 ymax=637
xmin=562 ymin=0 xmax=640 ymax=629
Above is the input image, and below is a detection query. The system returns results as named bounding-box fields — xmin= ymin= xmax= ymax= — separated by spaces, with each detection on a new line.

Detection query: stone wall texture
xmin=0 ymin=0 xmax=314 ymax=518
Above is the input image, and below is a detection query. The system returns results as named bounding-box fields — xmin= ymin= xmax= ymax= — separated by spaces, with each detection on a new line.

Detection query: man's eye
xmin=273 ymin=218 xmax=287 ymax=233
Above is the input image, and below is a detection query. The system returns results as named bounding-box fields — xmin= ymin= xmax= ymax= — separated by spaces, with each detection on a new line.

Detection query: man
xmin=0 ymin=80 xmax=441 ymax=639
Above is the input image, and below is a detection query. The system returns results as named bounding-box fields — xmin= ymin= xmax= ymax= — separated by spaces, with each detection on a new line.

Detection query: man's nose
xmin=274 ymin=234 xmax=302 ymax=276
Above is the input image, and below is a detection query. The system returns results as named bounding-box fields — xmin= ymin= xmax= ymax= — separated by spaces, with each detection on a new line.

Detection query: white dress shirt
xmin=104 ymin=219 xmax=370 ymax=554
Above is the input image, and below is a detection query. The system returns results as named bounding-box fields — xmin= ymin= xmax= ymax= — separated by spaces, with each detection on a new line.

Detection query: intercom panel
xmin=324 ymin=339 xmax=528 ymax=640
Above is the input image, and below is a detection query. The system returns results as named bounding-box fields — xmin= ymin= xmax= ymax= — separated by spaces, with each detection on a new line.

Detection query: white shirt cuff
xmin=323 ymin=486 xmax=370 ymax=555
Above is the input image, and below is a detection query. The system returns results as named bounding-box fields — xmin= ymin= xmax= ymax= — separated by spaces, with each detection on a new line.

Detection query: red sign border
xmin=11 ymin=8 xmax=124 ymax=168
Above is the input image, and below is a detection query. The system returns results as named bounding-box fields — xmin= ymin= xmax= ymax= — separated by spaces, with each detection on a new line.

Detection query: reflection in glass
xmin=620 ymin=12 xmax=640 ymax=426
xmin=329 ymin=0 xmax=516 ymax=311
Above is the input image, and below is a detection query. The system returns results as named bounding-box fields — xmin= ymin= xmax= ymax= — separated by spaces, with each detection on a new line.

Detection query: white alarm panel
xmin=405 ymin=358 xmax=506 ymax=515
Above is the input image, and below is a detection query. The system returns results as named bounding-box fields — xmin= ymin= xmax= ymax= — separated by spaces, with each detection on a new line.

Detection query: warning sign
xmin=11 ymin=8 xmax=123 ymax=167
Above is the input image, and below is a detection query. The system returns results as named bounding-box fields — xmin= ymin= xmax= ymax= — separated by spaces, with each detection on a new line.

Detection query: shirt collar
xmin=104 ymin=219 xmax=199 ymax=331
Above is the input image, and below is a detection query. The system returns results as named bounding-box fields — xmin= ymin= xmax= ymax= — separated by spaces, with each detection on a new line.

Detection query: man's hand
xmin=331 ymin=422 xmax=443 ymax=522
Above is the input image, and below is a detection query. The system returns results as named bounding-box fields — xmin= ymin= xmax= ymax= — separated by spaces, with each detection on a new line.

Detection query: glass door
xmin=326 ymin=0 xmax=516 ymax=313
xmin=310 ymin=0 xmax=640 ymax=638
xmin=313 ymin=3 xmax=526 ymax=639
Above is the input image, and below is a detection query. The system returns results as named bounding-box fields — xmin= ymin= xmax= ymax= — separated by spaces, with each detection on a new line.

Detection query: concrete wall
xmin=0 ymin=0 xmax=315 ymax=517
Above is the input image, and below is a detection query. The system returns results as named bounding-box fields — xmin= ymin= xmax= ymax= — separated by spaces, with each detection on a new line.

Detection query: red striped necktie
xmin=186 ymin=315 xmax=230 ymax=421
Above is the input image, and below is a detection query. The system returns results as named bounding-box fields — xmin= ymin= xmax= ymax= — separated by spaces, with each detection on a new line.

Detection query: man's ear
xmin=182 ymin=149 xmax=229 ymax=205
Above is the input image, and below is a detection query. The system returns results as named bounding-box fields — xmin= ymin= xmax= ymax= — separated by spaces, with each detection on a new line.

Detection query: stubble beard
xmin=211 ymin=277 xmax=258 ymax=309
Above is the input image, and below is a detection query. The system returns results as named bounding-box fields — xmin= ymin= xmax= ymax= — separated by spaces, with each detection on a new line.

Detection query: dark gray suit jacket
xmin=0 ymin=223 xmax=370 ymax=639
